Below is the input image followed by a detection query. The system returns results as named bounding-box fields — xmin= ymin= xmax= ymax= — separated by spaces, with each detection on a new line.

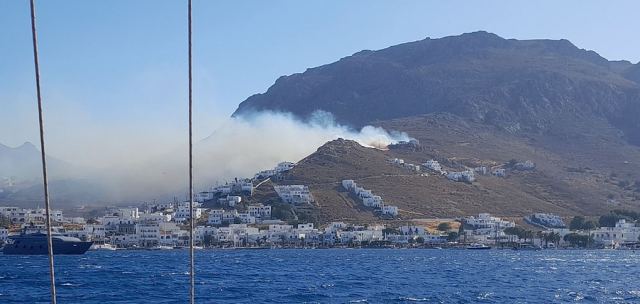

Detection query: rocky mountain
xmin=235 ymin=31 xmax=640 ymax=220
xmin=234 ymin=31 xmax=640 ymax=146
xmin=0 ymin=142 xmax=70 ymax=182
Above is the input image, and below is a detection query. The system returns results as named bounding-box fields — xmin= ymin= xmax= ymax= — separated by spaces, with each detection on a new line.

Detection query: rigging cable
xmin=29 ymin=0 xmax=57 ymax=303
xmin=188 ymin=0 xmax=195 ymax=303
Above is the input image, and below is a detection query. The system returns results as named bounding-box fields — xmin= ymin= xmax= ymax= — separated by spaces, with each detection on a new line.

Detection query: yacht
xmin=3 ymin=231 xmax=92 ymax=255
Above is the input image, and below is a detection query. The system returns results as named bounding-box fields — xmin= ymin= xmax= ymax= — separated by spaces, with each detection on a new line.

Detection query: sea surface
xmin=1 ymin=249 xmax=639 ymax=303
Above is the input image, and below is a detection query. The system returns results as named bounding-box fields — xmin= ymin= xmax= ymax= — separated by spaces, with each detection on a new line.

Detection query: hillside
xmin=234 ymin=31 xmax=640 ymax=146
xmin=282 ymin=137 xmax=640 ymax=223
xmin=232 ymin=31 xmax=640 ymax=222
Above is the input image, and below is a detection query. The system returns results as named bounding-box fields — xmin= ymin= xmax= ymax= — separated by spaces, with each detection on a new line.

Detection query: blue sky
xmin=1 ymin=0 xmax=639 ymax=162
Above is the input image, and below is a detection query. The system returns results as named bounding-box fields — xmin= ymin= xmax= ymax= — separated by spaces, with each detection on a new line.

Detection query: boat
xmin=3 ymin=231 xmax=93 ymax=255
xmin=90 ymin=243 xmax=117 ymax=251
xmin=512 ymin=244 xmax=542 ymax=251
xmin=466 ymin=243 xmax=491 ymax=250
xmin=149 ymin=245 xmax=174 ymax=250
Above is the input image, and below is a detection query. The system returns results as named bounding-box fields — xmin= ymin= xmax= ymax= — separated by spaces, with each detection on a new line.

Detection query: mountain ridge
xmin=233 ymin=31 xmax=640 ymax=146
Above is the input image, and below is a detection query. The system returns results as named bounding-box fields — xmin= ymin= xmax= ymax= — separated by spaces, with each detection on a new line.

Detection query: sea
xmin=1 ymin=249 xmax=639 ymax=303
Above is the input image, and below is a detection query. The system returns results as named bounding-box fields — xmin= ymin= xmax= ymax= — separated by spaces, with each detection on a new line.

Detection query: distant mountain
xmin=0 ymin=142 xmax=70 ymax=182
xmin=234 ymin=31 xmax=640 ymax=146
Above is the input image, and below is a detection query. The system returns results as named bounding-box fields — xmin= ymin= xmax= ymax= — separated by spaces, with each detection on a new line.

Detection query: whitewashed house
xmin=208 ymin=209 xmax=224 ymax=225
xmin=591 ymin=219 xmax=640 ymax=247
xmin=363 ymin=196 xmax=383 ymax=208
xmin=382 ymin=205 xmax=399 ymax=217
xmin=423 ymin=160 xmax=443 ymax=172
xmin=342 ymin=180 xmax=356 ymax=190
xmin=274 ymin=185 xmax=313 ymax=204
xmin=447 ymin=170 xmax=476 ymax=183
xmin=248 ymin=204 xmax=271 ymax=219
xmin=492 ymin=169 xmax=506 ymax=177
xmin=0 ymin=227 xmax=8 ymax=243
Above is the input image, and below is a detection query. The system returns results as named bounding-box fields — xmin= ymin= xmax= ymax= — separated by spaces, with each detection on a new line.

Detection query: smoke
xmin=194 ymin=110 xmax=412 ymax=186
xmin=12 ymin=110 xmax=412 ymax=205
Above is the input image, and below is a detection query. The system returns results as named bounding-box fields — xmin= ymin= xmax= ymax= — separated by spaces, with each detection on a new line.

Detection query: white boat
xmin=90 ymin=243 xmax=117 ymax=251
xmin=150 ymin=245 xmax=174 ymax=250
xmin=466 ymin=243 xmax=491 ymax=250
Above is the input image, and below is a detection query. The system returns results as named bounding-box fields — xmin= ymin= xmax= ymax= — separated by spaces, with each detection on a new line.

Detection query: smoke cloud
xmin=194 ymin=110 xmax=412 ymax=185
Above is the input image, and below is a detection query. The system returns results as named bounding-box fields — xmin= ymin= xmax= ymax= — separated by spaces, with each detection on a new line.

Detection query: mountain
xmin=234 ymin=31 xmax=640 ymax=220
xmin=0 ymin=142 xmax=70 ymax=182
xmin=234 ymin=31 xmax=640 ymax=146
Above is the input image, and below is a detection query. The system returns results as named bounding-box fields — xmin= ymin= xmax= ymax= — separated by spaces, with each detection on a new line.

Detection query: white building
xmin=173 ymin=203 xmax=203 ymax=223
xmin=382 ymin=205 xmax=399 ymax=217
xmin=342 ymin=180 xmax=356 ymax=190
xmin=447 ymin=170 xmax=476 ymax=183
xmin=0 ymin=227 xmax=8 ymax=243
xmin=423 ymin=160 xmax=443 ymax=172
xmin=274 ymin=185 xmax=313 ymax=204
xmin=492 ymin=169 xmax=506 ymax=177
xmin=207 ymin=209 xmax=224 ymax=225
xmin=248 ymin=204 xmax=271 ymax=219
xmin=591 ymin=219 xmax=640 ymax=247
xmin=363 ymin=196 xmax=383 ymax=208
xmin=463 ymin=213 xmax=515 ymax=242
xmin=275 ymin=162 xmax=296 ymax=173
xmin=526 ymin=213 xmax=566 ymax=228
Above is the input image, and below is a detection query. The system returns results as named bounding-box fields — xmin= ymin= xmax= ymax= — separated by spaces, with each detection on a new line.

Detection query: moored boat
xmin=3 ymin=232 xmax=93 ymax=255
xmin=466 ymin=243 xmax=491 ymax=250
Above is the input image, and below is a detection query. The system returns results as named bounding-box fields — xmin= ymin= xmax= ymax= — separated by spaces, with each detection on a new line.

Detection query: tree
xmin=416 ymin=236 xmax=425 ymax=244
xmin=569 ymin=216 xmax=586 ymax=230
xmin=447 ymin=232 xmax=459 ymax=242
xmin=0 ymin=215 xmax=10 ymax=229
xmin=437 ymin=222 xmax=451 ymax=232
xmin=563 ymin=233 xmax=592 ymax=248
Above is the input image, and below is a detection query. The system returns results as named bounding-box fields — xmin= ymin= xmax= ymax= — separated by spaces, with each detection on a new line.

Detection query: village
xmin=2 ymin=159 xmax=639 ymax=250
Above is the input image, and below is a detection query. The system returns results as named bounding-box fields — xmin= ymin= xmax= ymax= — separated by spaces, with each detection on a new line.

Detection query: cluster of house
xmin=390 ymin=158 xmax=421 ymax=172
xmin=341 ymin=180 xmax=398 ymax=217
xmin=273 ymin=185 xmax=314 ymax=205
xmin=461 ymin=213 xmax=516 ymax=243
xmin=254 ymin=161 xmax=296 ymax=180
xmin=524 ymin=213 xmax=566 ymax=229
xmin=195 ymin=178 xmax=254 ymax=202
xmin=514 ymin=160 xmax=536 ymax=171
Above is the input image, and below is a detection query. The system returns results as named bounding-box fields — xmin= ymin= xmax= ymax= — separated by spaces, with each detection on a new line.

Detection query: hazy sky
xmin=2 ymin=0 xmax=639 ymax=163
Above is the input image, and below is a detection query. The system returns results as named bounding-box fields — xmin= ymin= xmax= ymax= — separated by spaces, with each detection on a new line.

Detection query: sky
xmin=1 ymin=0 xmax=639 ymax=165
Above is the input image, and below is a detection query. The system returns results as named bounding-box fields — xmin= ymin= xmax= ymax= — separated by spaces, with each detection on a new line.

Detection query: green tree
xmin=447 ymin=232 xmax=459 ymax=242
xmin=416 ymin=236 xmax=425 ymax=244
xmin=0 ymin=215 xmax=11 ymax=229
xmin=563 ymin=233 xmax=592 ymax=248
xmin=569 ymin=216 xmax=586 ymax=230
xmin=437 ymin=222 xmax=451 ymax=232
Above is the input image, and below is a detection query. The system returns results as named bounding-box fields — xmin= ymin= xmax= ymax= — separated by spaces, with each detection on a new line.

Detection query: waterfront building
xmin=591 ymin=219 xmax=640 ymax=247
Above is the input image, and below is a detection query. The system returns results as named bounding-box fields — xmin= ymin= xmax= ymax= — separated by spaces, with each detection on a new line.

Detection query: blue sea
xmin=1 ymin=249 xmax=639 ymax=303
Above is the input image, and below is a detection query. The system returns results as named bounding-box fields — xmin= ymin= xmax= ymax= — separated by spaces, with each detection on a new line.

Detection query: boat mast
xmin=28 ymin=0 xmax=57 ymax=303
xmin=187 ymin=0 xmax=196 ymax=302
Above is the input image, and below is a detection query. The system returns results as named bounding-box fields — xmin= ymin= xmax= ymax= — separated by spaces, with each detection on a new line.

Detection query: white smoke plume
xmin=194 ymin=110 xmax=412 ymax=187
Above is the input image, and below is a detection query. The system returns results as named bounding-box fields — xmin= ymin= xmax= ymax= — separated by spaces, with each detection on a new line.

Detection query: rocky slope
xmin=234 ymin=31 xmax=640 ymax=146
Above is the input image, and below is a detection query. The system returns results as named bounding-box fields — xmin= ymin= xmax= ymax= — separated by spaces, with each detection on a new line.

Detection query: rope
xmin=29 ymin=0 xmax=57 ymax=303
xmin=187 ymin=0 xmax=195 ymax=303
